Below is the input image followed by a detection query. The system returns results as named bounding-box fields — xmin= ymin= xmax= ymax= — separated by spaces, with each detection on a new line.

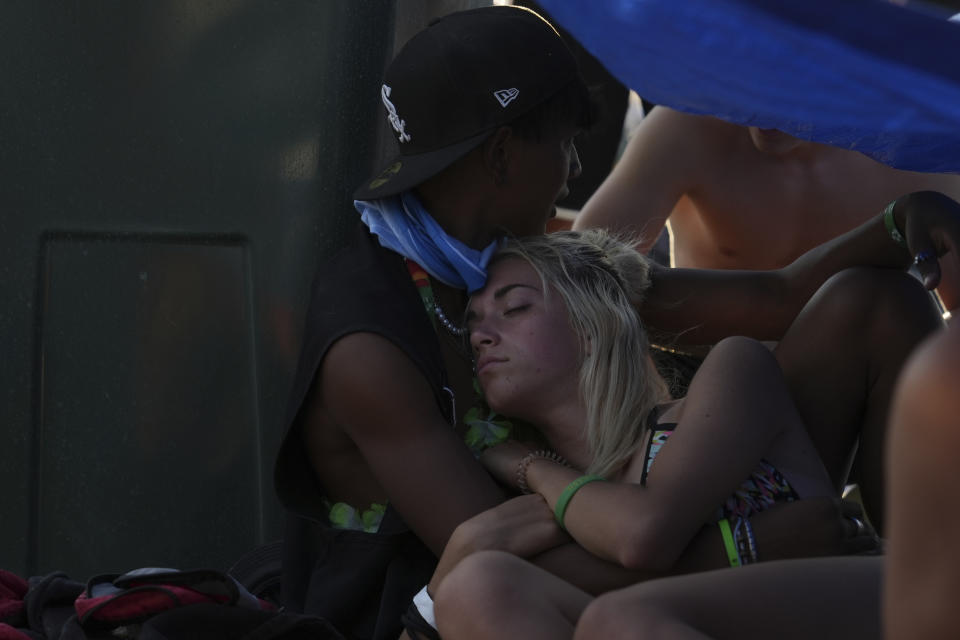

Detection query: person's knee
xmin=576 ymin=586 xmax=686 ymax=640
xmin=434 ymin=550 xmax=522 ymax=622
xmin=709 ymin=335 xmax=779 ymax=376
xmin=818 ymin=267 xmax=937 ymax=330
xmin=576 ymin=590 xmax=636 ymax=639
xmin=712 ymin=335 xmax=772 ymax=360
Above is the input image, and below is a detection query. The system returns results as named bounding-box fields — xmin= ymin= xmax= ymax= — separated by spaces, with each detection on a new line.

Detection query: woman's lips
xmin=475 ymin=356 xmax=506 ymax=376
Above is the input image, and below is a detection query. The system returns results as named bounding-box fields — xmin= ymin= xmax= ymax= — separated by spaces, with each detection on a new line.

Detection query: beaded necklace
xmin=405 ymin=259 xmax=466 ymax=337
xmin=405 ymin=258 xmax=517 ymax=454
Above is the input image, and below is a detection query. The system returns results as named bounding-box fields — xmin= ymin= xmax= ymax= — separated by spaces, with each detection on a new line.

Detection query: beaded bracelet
xmin=554 ymin=475 xmax=605 ymax=530
xmin=517 ymin=450 xmax=569 ymax=494
xmin=743 ymin=517 xmax=758 ymax=564
xmin=732 ymin=517 xmax=759 ymax=566
xmin=883 ymin=200 xmax=907 ymax=248
xmin=734 ymin=518 xmax=749 ymax=565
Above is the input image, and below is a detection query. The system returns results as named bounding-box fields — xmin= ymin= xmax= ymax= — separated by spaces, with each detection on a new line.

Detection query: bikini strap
xmin=640 ymin=405 xmax=677 ymax=486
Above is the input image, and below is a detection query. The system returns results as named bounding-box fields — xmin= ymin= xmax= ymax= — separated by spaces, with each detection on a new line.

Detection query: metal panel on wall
xmin=33 ymin=232 xmax=259 ymax=575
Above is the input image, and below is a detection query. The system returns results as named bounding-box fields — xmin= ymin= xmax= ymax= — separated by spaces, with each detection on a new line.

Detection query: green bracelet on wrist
xmin=554 ymin=475 xmax=605 ymax=530
xmin=718 ymin=518 xmax=742 ymax=568
xmin=883 ymin=200 xmax=907 ymax=248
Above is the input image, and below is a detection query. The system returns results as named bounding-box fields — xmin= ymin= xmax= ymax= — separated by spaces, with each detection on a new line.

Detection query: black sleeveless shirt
xmin=274 ymin=221 xmax=451 ymax=640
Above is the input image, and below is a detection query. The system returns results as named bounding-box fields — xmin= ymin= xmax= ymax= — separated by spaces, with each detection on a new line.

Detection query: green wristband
xmin=718 ymin=518 xmax=742 ymax=567
xmin=554 ymin=475 xmax=605 ymax=530
xmin=883 ymin=200 xmax=907 ymax=248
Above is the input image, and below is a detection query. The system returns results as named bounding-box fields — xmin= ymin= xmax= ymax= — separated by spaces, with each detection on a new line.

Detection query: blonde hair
xmin=492 ymin=230 xmax=671 ymax=478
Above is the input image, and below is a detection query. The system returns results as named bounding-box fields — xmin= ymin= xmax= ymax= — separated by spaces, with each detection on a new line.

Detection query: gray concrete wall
xmin=0 ymin=0 xmax=489 ymax=579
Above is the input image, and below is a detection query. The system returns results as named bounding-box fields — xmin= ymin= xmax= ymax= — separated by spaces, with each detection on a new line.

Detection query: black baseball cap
xmin=353 ymin=5 xmax=580 ymax=200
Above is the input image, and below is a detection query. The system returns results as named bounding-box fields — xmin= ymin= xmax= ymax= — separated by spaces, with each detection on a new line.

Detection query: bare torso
xmin=577 ymin=107 xmax=960 ymax=309
xmin=670 ymin=123 xmax=960 ymax=272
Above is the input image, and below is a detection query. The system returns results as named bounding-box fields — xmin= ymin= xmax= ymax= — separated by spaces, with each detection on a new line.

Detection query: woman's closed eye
xmin=504 ymin=304 xmax=531 ymax=316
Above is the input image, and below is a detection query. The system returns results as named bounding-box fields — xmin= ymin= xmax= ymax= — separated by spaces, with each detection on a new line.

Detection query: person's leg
xmin=434 ymin=550 xmax=592 ymax=640
xmin=885 ymin=323 xmax=960 ymax=639
xmin=573 ymin=557 xmax=882 ymax=640
xmin=773 ymin=267 xmax=942 ymax=529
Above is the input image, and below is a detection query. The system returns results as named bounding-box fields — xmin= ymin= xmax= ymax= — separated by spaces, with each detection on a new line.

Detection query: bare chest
xmin=672 ymin=158 xmax=930 ymax=269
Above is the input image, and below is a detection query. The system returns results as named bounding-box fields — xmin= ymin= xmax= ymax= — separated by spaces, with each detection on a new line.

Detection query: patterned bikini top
xmin=639 ymin=407 xmax=799 ymax=521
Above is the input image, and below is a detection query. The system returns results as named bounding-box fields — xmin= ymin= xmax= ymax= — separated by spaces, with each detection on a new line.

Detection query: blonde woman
xmin=421 ymin=229 xmax=917 ymax=639
xmin=429 ymin=248 xmax=960 ymax=640
xmin=464 ymin=230 xmax=835 ymax=569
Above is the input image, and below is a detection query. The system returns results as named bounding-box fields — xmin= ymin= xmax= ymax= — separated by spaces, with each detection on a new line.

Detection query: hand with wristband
xmin=883 ymin=191 xmax=960 ymax=293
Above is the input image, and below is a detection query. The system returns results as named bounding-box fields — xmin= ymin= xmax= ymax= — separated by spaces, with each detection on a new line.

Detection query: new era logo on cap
xmin=494 ymin=88 xmax=519 ymax=107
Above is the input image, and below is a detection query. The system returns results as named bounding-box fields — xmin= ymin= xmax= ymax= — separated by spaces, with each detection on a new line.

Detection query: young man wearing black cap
xmin=273 ymin=5 xmax=955 ymax=640
xmin=274 ymin=7 xmax=598 ymax=639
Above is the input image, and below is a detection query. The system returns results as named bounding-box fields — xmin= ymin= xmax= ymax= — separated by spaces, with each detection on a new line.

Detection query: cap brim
xmin=353 ymin=129 xmax=495 ymax=200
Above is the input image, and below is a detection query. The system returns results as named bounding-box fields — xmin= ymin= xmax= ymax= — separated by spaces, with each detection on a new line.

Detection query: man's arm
xmin=640 ymin=191 xmax=960 ymax=345
xmin=573 ymin=107 xmax=703 ymax=252
xmin=309 ymin=332 xmax=504 ymax=555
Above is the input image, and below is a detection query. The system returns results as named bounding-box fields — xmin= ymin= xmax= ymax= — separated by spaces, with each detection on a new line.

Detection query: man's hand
xmin=901 ymin=191 xmax=960 ymax=291
xmin=428 ymin=494 xmax=569 ymax=594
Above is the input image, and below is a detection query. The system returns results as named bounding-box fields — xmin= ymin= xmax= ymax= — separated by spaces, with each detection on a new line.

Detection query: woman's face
xmin=466 ymin=257 xmax=582 ymax=421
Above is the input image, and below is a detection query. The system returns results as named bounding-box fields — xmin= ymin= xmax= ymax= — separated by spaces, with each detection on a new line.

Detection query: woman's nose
xmin=469 ymin=323 xmax=495 ymax=352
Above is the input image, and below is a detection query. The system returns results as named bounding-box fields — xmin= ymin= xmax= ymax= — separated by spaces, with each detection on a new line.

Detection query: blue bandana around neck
xmin=355 ymin=191 xmax=500 ymax=293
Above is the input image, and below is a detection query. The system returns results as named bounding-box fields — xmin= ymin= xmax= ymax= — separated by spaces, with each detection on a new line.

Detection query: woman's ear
xmin=482 ymin=125 xmax=514 ymax=187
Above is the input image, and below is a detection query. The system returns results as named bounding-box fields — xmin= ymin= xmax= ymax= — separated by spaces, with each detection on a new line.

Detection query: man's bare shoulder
xmin=640 ymin=107 xmax=743 ymax=152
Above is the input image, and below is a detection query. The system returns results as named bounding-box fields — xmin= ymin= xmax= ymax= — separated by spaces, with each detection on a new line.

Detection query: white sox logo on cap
xmin=353 ymin=6 xmax=582 ymax=200
xmin=381 ymin=84 xmax=411 ymax=143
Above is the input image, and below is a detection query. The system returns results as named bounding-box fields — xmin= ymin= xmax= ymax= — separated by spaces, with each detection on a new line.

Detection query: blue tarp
xmin=537 ymin=0 xmax=960 ymax=173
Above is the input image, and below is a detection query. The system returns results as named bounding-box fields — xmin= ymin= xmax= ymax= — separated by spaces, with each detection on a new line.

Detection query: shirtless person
xmin=574 ymin=106 xmax=960 ymax=310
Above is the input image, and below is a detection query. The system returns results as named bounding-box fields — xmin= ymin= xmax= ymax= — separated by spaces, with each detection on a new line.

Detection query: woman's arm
xmin=473 ymin=337 xmax=842 ymax=577
xmin=516 ymin=337 xmax=799 ymax=571
xmin=525 ymin=497 xmax=871 ymax=594
xmin=641 ymin=191 xmax=960 ymax=345
xmin=427 ymin=486 xmax=875 ymax=598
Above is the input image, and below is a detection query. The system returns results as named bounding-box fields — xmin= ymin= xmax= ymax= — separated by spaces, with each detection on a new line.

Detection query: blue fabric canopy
xmin=537 ymin=0 xmax=960 ymax=173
